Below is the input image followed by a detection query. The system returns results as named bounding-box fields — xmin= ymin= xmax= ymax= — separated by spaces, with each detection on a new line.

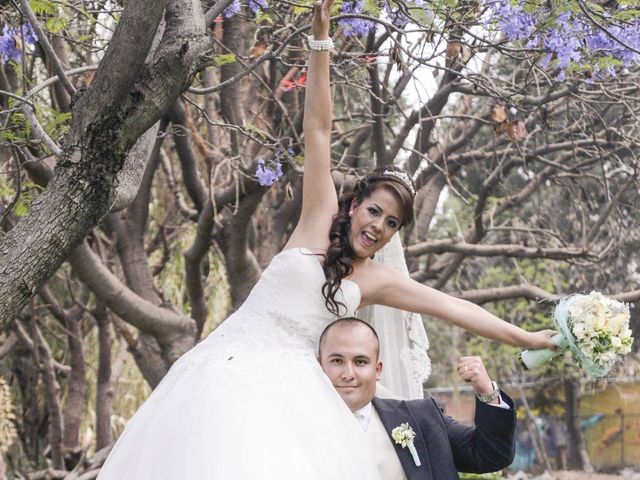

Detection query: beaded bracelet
xmin=307 ymin=35 xmax=334 ymax=51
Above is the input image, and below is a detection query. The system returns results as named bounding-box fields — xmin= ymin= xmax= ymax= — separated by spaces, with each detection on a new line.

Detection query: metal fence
xmin=582 ymin=412 xmax=640 ymax=470
xmin=511 ymin=413 xmax=640 ymax=472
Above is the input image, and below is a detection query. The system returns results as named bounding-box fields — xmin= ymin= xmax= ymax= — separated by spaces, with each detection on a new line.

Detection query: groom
xmin=318 ymin=317 xmax=516 ymax=480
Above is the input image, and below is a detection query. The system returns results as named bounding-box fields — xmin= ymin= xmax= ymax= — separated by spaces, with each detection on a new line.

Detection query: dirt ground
xmin=508 ymin=470 xmax=640 ymax=480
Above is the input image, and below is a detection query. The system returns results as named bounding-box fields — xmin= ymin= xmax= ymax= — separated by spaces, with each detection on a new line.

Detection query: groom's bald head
xmin=318 ymin=317 xmax=380 ymax=360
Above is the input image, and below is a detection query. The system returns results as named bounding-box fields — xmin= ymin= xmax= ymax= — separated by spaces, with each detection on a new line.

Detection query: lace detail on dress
xmin=268 ymin=310 xmax=317 ymax=350
xmin=401 ymin=308 xmax=431 ymax=393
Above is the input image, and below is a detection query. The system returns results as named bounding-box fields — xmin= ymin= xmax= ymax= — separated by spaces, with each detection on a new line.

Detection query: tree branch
xmin=67 ymin=242 xmax=193 ymax=342
xmin=19 ymin=0 xmax=76 ymax=96
xmin=406 ymin=240 xmax=595 ymax=260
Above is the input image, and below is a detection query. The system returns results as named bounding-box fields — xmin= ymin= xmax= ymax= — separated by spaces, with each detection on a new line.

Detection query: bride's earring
xmin=349 ymin=211 xmax=353 ymax=217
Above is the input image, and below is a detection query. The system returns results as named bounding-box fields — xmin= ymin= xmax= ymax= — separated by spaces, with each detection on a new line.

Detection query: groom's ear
xmin=376 ymin=361 xmax=383 ymax=380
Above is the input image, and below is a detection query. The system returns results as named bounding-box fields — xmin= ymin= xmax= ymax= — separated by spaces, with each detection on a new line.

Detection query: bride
xmin=97 ymin=1 xmax=555 ymax=478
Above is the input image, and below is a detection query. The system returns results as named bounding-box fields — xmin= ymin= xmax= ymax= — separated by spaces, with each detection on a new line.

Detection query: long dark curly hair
xmin=321 ymin=166 xmax=415 ymax=315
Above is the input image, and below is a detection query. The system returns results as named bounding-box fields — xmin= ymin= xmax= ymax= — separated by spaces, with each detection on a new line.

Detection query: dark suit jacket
xmin=372 ymin=391 xmax=516 ymax=480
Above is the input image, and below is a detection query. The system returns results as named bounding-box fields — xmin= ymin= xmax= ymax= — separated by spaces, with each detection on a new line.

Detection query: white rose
xmin=601 ymin=351 xmax=617 ymax=363
xmin=582 ymin=314 xmax=597 ymax=330
xmin=620 ymin=343 xmax=633 ymax=355
xmin=572 ymin=324 xmax=587 ymax=340
xmin=595 ymin=312 xmax=607 ymax=330
xmin=606 ymin=313 xmax=628 ymax=335
xmin=581 ymin=345 xmax=594 ymax=357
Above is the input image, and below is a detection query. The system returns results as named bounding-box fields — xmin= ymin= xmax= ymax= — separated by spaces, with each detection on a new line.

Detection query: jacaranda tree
xmin=0 ymin=0 xmax=639 ymax=475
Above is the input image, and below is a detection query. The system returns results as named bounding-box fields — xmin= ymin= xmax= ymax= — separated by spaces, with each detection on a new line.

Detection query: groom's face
xmin=318 ymin=324 xmax=382 ymax=412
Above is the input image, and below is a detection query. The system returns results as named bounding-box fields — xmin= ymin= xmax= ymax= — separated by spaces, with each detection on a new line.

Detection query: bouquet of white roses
xmin=520 ymin=291 xmax=634 ymax=377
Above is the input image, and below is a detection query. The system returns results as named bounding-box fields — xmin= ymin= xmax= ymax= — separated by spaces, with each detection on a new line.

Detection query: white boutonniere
xmin=391 ymin=423 xmax=421 ymax=467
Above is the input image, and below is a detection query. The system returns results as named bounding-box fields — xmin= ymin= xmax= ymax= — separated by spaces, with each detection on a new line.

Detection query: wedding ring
xmin=464 ymin=366 xmax=468 ymax=372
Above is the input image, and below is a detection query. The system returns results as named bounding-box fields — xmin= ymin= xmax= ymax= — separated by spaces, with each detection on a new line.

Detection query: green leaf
xmin=14 ymin=201 xmax=28 ymax=217
xmin=244 ymin=122 xmax=270 ymax=140
xmin=612 ymin=8 xmax=640 ymax=21
xmin=363 ymin=0 xmax=381 ymax=16
xmin=44 ymin=17 xmax=67 ymax=34
xmin=293 ymin=0 xmax=315 ymax=15
xmin=0 ymin=129 xmax=17 ymax=142
xmin=459 ymin=472 xmax=505 ymax=480
xmin=44 ymin=111 xmax=72 ymax=138
xmin=255 ymin=11 xmax=274 ymax=24
xmin=0 ymin=185 xmax=16 ymax=197
xmin=618 ymin=0 xmax=640 ymax=7
xmin=214 ymin=53 xmax=237 ymax=66
xmin=13 ymin=183 xmax=42 ymax=217
xmin=522 ymin=0 xmax=544 ymax=14
xmin=28 ymin=0 xmax=57 ymax=15
xmin=407 ymin=3 xmax=435 ymax=26
xmin=596 ymin=56 xmax=623 ymax=69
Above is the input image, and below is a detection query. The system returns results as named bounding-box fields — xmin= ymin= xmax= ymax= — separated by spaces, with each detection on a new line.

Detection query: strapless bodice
xmin=203 ymin=248 xmax=361 ymax=353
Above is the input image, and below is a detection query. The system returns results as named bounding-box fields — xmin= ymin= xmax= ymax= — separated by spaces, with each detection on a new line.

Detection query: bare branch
xmin=67 ymin=243 xmax=194 ymax=342
xmin=406 ymin=240 xmax=595 ymax=260
xmin=19 ymin=0 xmax=76 ymax=96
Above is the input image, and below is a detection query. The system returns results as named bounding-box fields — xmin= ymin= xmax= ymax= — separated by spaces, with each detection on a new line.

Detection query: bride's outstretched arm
xmin=367 ymin=266 xmax=557 ymax=349
xmin=287 ymin=0 xmax=337 ymax=249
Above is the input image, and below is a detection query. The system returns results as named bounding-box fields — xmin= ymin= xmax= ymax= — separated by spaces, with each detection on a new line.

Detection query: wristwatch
xmin=476 ymin=381 xmax=500 ymax=403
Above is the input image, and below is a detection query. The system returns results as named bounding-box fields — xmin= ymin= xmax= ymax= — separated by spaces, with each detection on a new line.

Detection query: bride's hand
xmin=312 ymin=0 xmax=335 ymax=40
xmin=525 ymin=329 xmax=559 ymax=350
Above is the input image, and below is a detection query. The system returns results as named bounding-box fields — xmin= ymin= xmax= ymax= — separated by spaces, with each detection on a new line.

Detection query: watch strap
xmin=476 ymin=381 xmax=500 ymax=403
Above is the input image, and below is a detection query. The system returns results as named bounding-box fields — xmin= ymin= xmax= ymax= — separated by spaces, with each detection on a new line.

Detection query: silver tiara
xmin=382 ymin=169 xmax=416 ymax=196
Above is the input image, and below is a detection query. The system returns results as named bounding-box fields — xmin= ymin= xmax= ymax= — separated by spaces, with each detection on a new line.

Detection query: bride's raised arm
xmin=286 ymin=0 xmax=337 ymax=250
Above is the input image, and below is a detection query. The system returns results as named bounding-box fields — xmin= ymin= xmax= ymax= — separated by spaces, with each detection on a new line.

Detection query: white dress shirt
xmin=353 ymin=403 xmax=374 ymax=432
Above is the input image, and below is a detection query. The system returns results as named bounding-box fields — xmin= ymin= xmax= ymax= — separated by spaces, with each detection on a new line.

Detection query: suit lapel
xmin=372 ymin=398 xmax=432 ymax=480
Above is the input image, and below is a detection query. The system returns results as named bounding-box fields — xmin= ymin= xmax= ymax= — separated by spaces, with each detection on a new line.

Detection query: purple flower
xmin=338 ymin=1 xmax=375 ymax=37
xmin=22 ymin=22 xmax=37 ymax=45
xmin=488 ymin=0 xmax=640 ymax=81
xmin=248 ymin=0 xmax=269 ymax=13
xmin=1 ymin=23 xmax=36 ymax=64
xmin=489 ymin=0 xmax=536 ymax=42
xmin=384 ymin=2 xmax=409 ymax=28
xmin=587 ymin=21 xmax=640 ymax=65
xmin=256 ymin=159 xmax=283 ymax=186
xmin=1 ymin=26 xmax=20 ymax=63
xmin=543 ymin=14 xmax=586 ymax=68
xmin=386 ymin=5 xmax=410 ymax=28
xmin=223 ymin=0 xmax=242 ymax=18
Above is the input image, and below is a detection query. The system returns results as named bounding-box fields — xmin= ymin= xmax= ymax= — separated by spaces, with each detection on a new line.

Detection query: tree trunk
xmin=95 ymin=303 xmax=114 ymax=450
xmin=0 ymin=0 xmax=209 ymax=330
xmin=564 ymin=378 xmax=594 ymax=472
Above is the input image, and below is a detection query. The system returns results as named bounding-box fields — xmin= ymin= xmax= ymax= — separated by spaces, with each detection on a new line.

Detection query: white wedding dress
xmin=98 ymin=247 xmax=381 ymax=479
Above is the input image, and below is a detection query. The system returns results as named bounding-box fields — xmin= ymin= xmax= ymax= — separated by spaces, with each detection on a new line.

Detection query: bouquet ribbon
xmin=520 ymin=334 xmax=569 ymax=370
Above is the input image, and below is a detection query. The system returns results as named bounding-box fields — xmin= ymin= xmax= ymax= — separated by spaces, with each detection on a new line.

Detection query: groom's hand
xmin=457 ymin=356 xmax=496 ymax=403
